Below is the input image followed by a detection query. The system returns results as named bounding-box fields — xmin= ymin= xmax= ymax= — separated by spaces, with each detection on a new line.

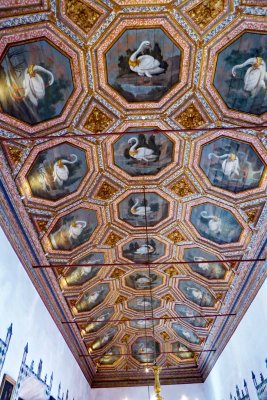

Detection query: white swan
xmin=135 ymin=275 xmax=153 ymax=289
xmin=128 ymin=137 xmax=157 ymax=162
xmin=179 ymin=344 xmax=189 ymax=352
xmin=200 ymin=211 xmax=222 ymax=236
xmin=181 ymin=329 xmax=191 ymax=339
xmin=232 ymin=57 xmax=267 ymax=97
xmin=53 ymin=154 xmax=78 ymax=186
xmin=138 ymin=342 xmax=154 ymax=355
xmin=134 ymin=244 xmax=155 ymax=255
xmin=136 ymin=298 xmax=152 ymax=308
xmin=23 ymin=64 xmax=54 ymax=106
xmin=50 ymin=219 xmax=87 ymax=249
xmin=86 ymin=290 xmax=101 ymax=305
xmin=69 ymin=220 xmax=87 ymax=240
xmin=194 ymin=256 xmax=210 ymax=271
xmin=136 ymin=320 xmax=150 ymax=328
xmin=208 ymin=153 xmax=240 ymax=178
xmin=130 ymin=199 xmax=152 ymax=216
xmin=186 ymin=286 xmax=203 ymax=301
xmin=79 ymin=266 xmax=92 ymax=276
xmin=129 ymin=41 xmax=166 ymax=78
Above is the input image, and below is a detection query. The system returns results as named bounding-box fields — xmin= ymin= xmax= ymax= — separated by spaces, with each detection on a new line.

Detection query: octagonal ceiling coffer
xmin=132 ymin=337 xmax=160 ymax=364
xmin=190 ymin=203 xmax=243 ymax=245
xmin=200 ymin=137 xmax=265 ymax=193
xmin=213 ymin=32 xmax=267 ymax=116
xmin=105 ymin=28 xmax=182 ymax=103
xmin=0 ymin=39 xmax=74 ymax=125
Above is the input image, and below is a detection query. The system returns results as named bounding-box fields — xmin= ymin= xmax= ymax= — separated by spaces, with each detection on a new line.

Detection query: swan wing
xmin=138 ymin=55 xmax=160 ymax=70
xmin=244 ymin=67 xmax=264 ymax=92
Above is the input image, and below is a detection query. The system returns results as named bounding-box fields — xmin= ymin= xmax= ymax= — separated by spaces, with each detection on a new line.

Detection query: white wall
xmin=0 ymin=228 xmax=91 ymax=400
xmin=1 ymin=218 xmax=267 ymax=400
xmin=203 ymin=278 xmax=267 ymax=400
xmin=92 ymin=383 xmax=205 ymax=400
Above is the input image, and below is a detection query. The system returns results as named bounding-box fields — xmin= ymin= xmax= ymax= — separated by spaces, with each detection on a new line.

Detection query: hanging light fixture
xmin=152 ymin=366 xmax=164 ymax=400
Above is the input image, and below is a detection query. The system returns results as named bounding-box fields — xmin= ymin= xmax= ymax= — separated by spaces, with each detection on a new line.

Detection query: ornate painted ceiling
xmin=0 ymin=0 xmax=267 ymax=389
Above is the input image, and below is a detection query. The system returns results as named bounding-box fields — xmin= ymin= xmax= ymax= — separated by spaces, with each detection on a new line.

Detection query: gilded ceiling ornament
xmin=187 ymin=0 xmax=224 ymax=30
xmin=96 ymin=182 xmax=118 ymax=200
xmin=160 ymin=331 xmax=170 ymax=341
xmin=121 ymin=334 xmax=130 ymax=343
xmin=56 ymin=267 xmax=65 ymax=277
xmin=104 ymin=232 xmax=122 ymax=247
xmin=110 ymin=268 xmax=125 ymax=279
xmin=245 ymin=208 xmax=258 ymax=224
xmin=115 ymin=295 xmax=127 ymax=305
xmin=162 ymin=294 xmax=175 ymax=302
xmin=175 ymin=103 xmax=205 ymax=129
xmin=36 ymin=219 xmax=48 ymax=232
xmin=229 ymin=261 xmax=237 ymax=270
xmin=170 ymin=177 xmax=194 ymax=197
xmin=167 ymin=230 xmax=185 ymax=243
xmin=65 ymin=0 xmax=100 ymax=33
xmin=84 ymin=106 xmax=112 ymax=133
xmin=164 ymin=266 xmax=178 ymax=277
xmin=207 ymin=318 xmax=213 ymax=327
xmin=70 ymin=299 xmax=78 ymax=314
xmin=6 ymin=144 xmax=24 ymax=166
xmin=216 ymin=293 xmax=224 ymax=302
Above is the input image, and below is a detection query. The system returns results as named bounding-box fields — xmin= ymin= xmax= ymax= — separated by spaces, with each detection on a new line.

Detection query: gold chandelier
xmin=152 ymin=366 xmax=164 ymax=400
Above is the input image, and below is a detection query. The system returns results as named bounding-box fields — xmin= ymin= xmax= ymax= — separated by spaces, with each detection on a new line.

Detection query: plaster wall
xmin=91 ymin=383 xmax=205 ymax=400
xmin=0 ymin=228 xmax=91 ymax=400
xmin=203 ymin=277 xmax=267 ymax=400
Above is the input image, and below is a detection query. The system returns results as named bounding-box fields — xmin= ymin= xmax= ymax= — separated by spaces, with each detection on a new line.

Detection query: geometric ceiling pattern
xmin=0 ymin=0 xmax=267 ymax=389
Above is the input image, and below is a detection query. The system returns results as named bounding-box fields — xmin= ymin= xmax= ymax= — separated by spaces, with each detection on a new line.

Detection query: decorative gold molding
xmin=84 ymin=106 xmax=112 ymax=133
xmin=170 ymin=177 xmax=194 ymax=197
xmin=175 ymin=103 xmax=205 ymax=129
xmin=187 ymin=0 xmax=224 ymax=30
xmin=167 ymin=230 xmax=185 ymax=243
xmin=164 ymin=266 xmax=178 ymax=277
xmin=115 ymin=295 xmax=127 ymax=305
xmin=65 ymin=0 xmax=100 ymax=33
xmin=245 ymin=208 xmax=258 ymax=224
xmin=162 ymin=294 xmax=175 ymax=302
xmin=121 ymin=334 xmax=130 ymax=343
xmin=6 ymin=144 xmax=24 ymax=165
xmin=36 ymin=219 xmax=48 ymax=232
xmin=104 ymin=232 xmax=122 ymax=247
xmin=96 ymin=182 xmax=118 ymax=200
xmin=111 ymin=268 xmax=125 ymax=279
xmin=160 ymin=331 xmax=170 ymax=341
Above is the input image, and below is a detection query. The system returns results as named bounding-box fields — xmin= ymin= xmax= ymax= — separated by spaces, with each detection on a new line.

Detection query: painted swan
xmin=135 ymin=274 xmax=153 ymax=288
xmin=38 ymin=154 xmax=78 ymax=192
xmin=130 ymin=198 xmax=152 ymax=216
xmin=53 ymin=154 xmax=78 ymax=186
xmin=128 ymin=137 xmax=158 ymax=162
xmin=69 ymin=220 xmax=87 ymax=240
xmin=193 ymin=256 xmax=210 ymax=271
xmin=200 ymin=211 xmax=222 ymax=236
xmin=134 ymin=244 xmax=155 ymax=255
xmin=136 ymin=298 xmax=152 ymax=308
xmin=138 ymin=343 xmax=154 ymax=354
xmin=129 ymin=41 xmax=167 ymax=77
xmin=85 ymin=290 xmax=101 ymax=306
xmin=23 ymin=64 xmax=54 ymax=106
xmin=186 ymin=287 xmax=203 ymax=301
xmin=208 ymin=152 xmax=240 ymax=178
xmin=232 ymin=57 xmax=267 ymax=97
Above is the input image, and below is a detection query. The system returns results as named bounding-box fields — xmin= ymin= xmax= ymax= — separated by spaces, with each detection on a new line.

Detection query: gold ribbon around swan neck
xmin=129 ymin=59 xmax=141 ymax=68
